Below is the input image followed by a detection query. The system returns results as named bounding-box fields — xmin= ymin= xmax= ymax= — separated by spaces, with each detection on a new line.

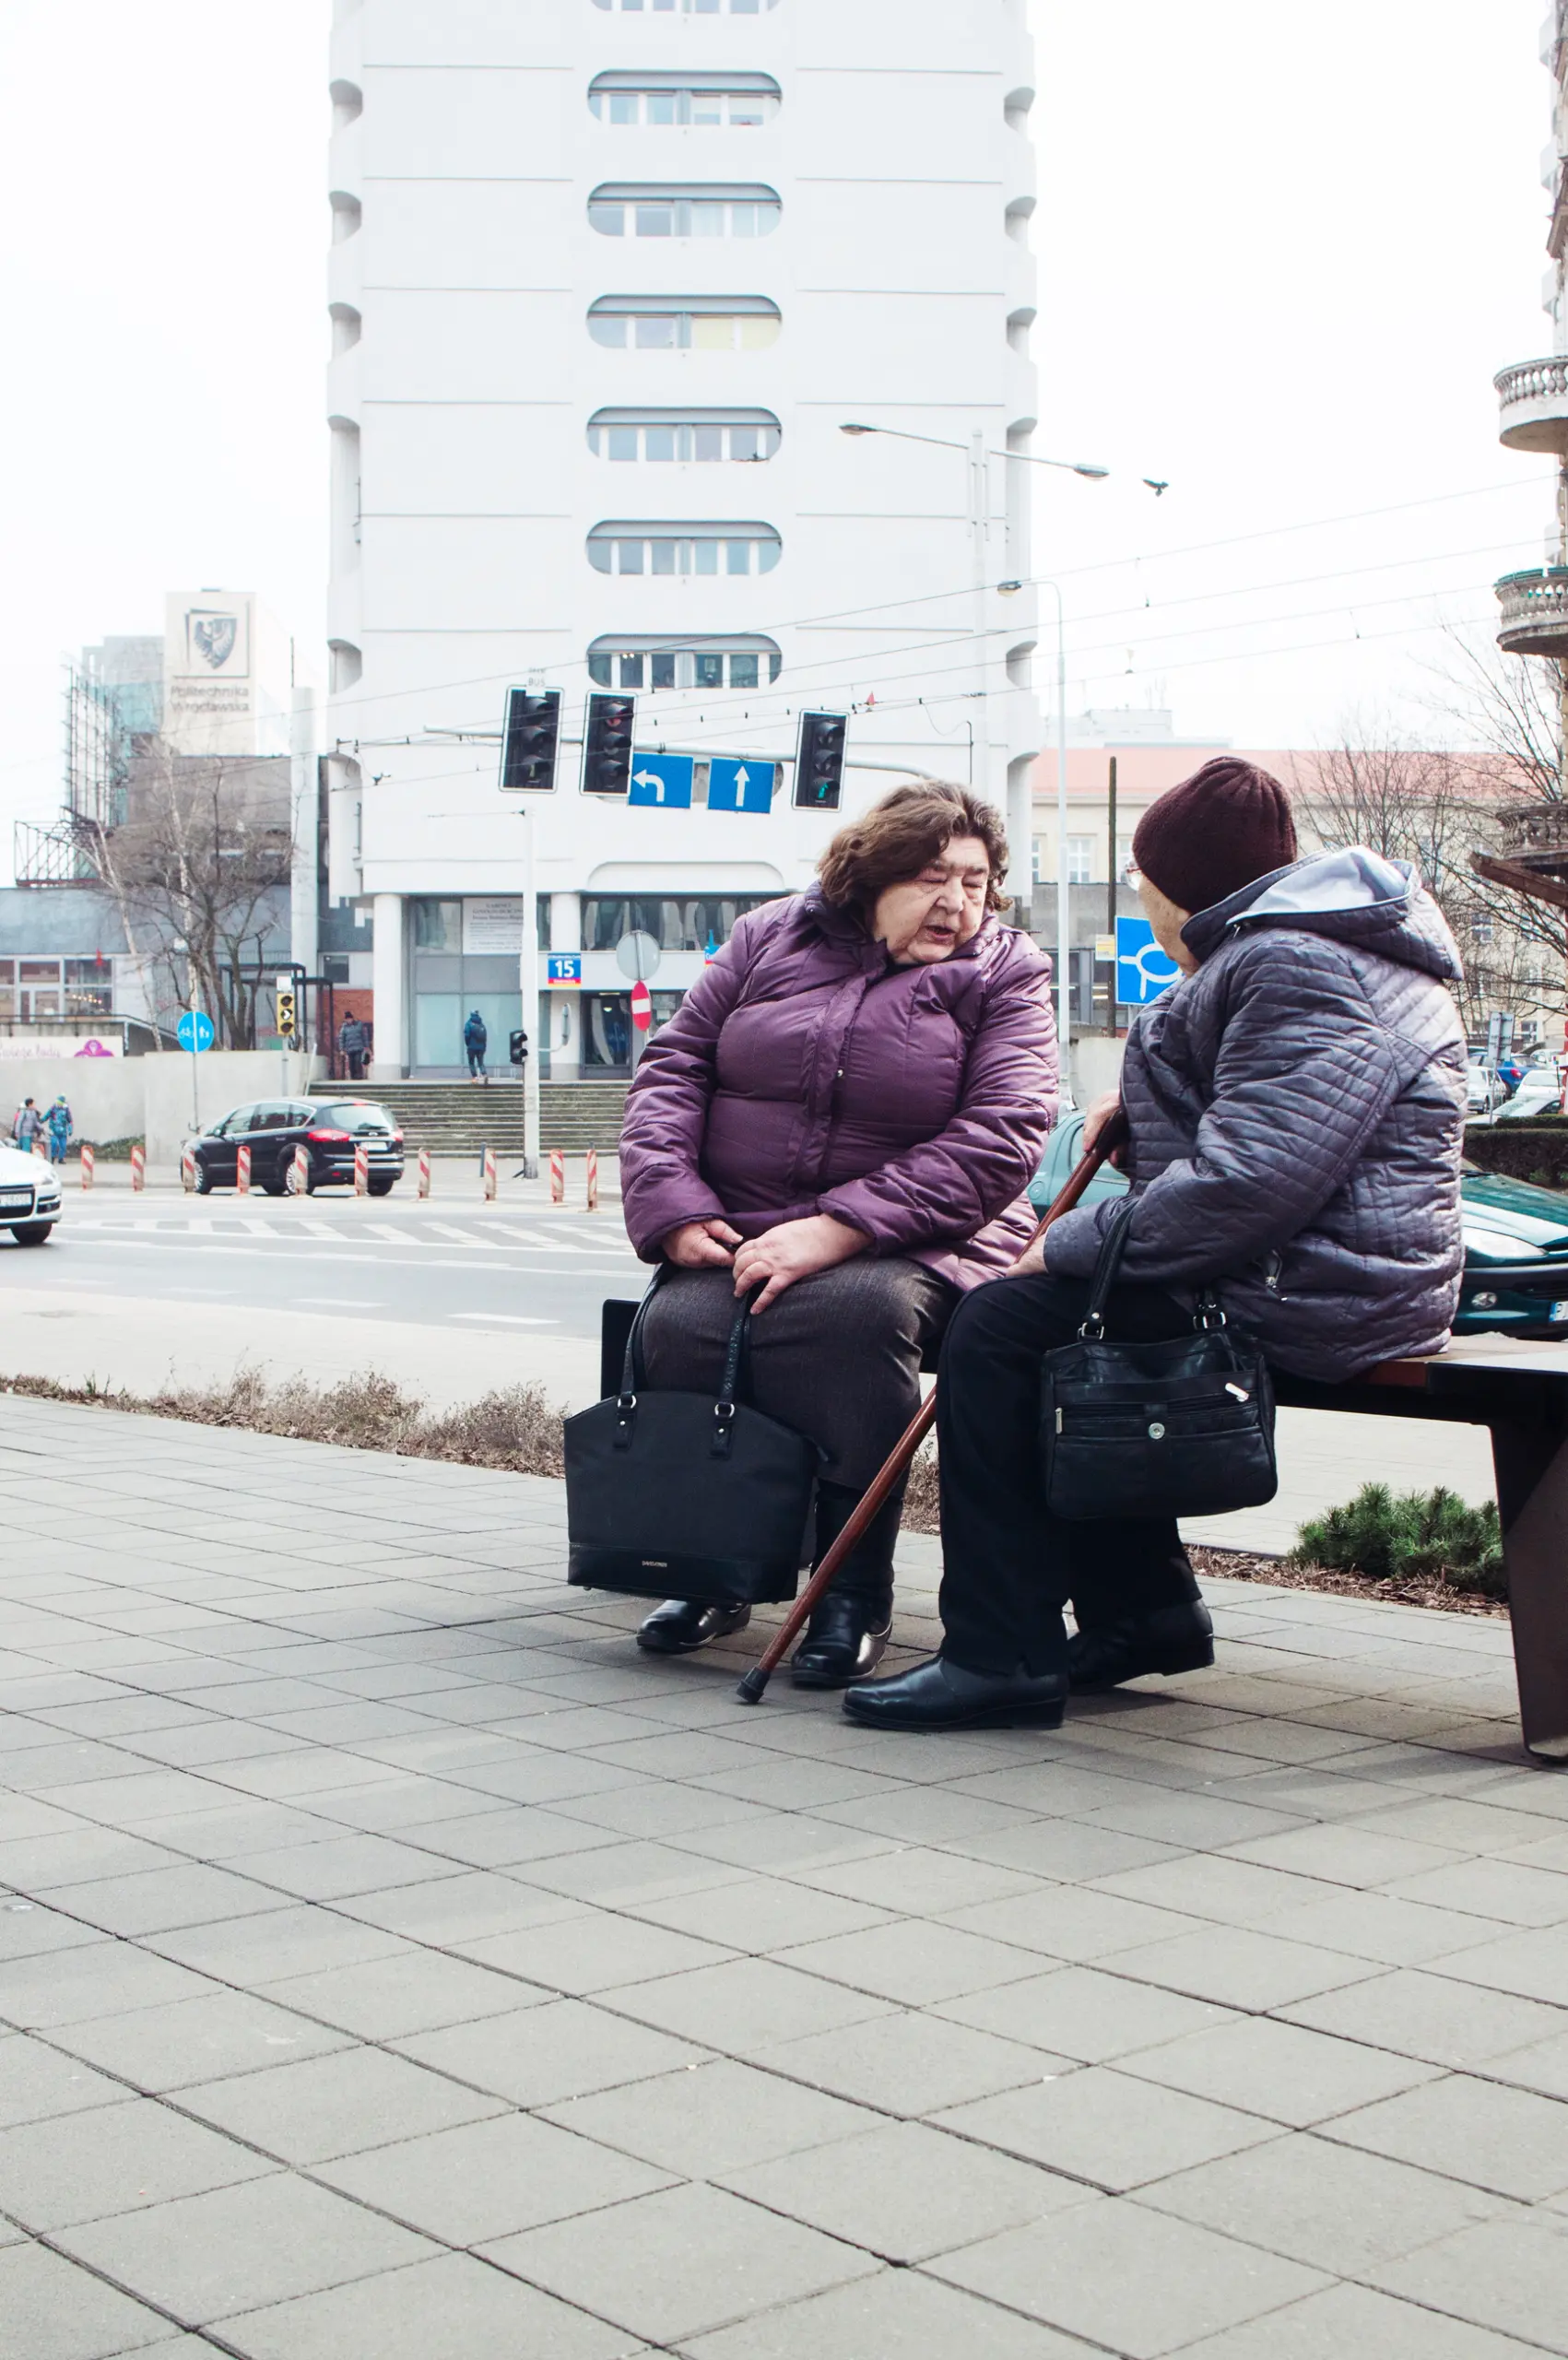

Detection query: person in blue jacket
xmin=44 ymin=1095 xmax=74 ymax=1164
xmin=463 ymin=1009 xmax=489 ymax=1082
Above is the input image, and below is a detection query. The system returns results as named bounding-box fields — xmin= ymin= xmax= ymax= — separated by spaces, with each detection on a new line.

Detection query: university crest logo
xmin=192 ymin=614 xmax=238 ymax=669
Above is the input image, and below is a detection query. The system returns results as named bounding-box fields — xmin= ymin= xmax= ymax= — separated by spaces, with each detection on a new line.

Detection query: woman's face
xmin=871 ymin=833 xmax=992 ymax=964
xmin=1135 ymin=871 xmax=1199 ymax=974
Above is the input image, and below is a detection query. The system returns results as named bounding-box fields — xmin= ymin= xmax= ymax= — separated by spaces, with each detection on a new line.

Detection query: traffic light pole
xmin=518 ymin=811 xmax=540 ymax=1179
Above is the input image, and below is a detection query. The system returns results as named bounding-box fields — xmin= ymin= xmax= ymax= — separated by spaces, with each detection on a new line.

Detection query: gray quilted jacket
xmin=1043 ymin=849 xmax=1468 ymax=1379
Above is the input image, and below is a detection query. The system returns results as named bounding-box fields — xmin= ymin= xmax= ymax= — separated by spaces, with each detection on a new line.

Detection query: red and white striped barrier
xmin=289 ymin=1144 xmax=309 ymax=1195
xmin=181 ymin=1146 xmax=196 ymax=1193
xmin=417 ymin=1147 xmax=430 ymax=1198
xmin=236 ymin=1142 xmax=251 ymax=1196
xmin=79 ymin=1144 xmax=94 ymax=1190
xmin=354 ymin=1142 xmax=369 ymax=1196
xmin=585 ymin=1147 xmax=599 ymax=1211
xmin=548 ymin=1148 xmax=565 ymax=1205
xmin=129 ymin=1144 xmax=145 ymax=1193
xmin=482 ymin=1145 xmax=497 ymax=1201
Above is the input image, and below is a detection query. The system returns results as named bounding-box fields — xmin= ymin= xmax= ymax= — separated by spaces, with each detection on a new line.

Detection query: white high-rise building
xmin=325 ymin=0 xmax=1041 ymax=1081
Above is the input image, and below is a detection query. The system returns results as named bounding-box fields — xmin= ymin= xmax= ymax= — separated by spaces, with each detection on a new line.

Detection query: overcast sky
xmin=0 ymin=0 xmax=1552 ymax=869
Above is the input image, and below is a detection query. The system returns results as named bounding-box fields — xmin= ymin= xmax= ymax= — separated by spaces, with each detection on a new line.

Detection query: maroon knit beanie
xmin=1131 ymin=757 xmax=1298 ymax=915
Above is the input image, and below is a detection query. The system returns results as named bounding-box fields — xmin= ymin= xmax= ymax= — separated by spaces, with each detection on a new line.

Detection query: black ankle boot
xmin=791 ymin=1481 xmax=900 ymax=1689
xmin=636 ymin=1599 xmax=751 ymax=1656
xmin=1068 ymin=1599 xmax=1214 ymax=1692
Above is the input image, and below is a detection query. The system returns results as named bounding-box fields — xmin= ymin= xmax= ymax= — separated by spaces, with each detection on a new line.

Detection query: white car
xmin=1496 ymin=1061 xmax=1566 ymax=1121
xmin=0 ymin=1142 xmax=62 ymax=1245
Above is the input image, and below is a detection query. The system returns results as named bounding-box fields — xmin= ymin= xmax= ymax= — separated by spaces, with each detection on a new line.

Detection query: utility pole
xmin=969 ymin=430 xmax=990 ymax=805
xmin=518 ymin=811 xmax=540 ymax=1178
xmin=1106 ymin=754 xmax=1118 ymax=1034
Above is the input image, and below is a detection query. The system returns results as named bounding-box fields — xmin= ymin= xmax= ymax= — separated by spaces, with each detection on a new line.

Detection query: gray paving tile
xmin=1385 ymin=1857 xmax=1568 ymax=1927
xmin=257 ymin=1948 xmax=533 ymax=2040
xmin=0 ymin=1830 xmax=185 ymax=1891
xmin=42 ymin=1989 xmax=352 ymax=2091
xmin=218 ymin=2251 xmax=644 ymax=2360
xmin=926 ymin=2195 xmax=1327 ymax=2357
xmin=1171 ymin=2279 xmax=1547 ymax=2359
xmin=0 ymin=2033 xmax=130 ymax=2129
xmin=398 ymin=1998 xmax=707 ymax=2106
xmin=1487 ymin=2027 xmax=1568 ymax=2103
xmin=56 ymin=2173 xmax=438 ymax=2324
xmin=943 ymin=1819 xmax=1182 ymax=1884
xmin=179 ymin=2044 xmax=506 ymax=2163
xmin=938 ymin=1886 xmax=1208 ymax=1964
xmin=754 ymin=2007 xmax=1064 ymax=2116
xmin=620 ymin=1876 xmax=891 ymax=1955
xmin=480 ymin=2181 xmax=878 ymax=2344
xmin=719 ymin=2118 xmax=1092 ymax=2263
xmin=40 ymin=1864 xmax=288 ymax=1940
xmin=316 ymin=2110 xmax=673 ymax=2244
xmin=143 ymin=1906 xmax=408 ymax=1987
xmin=506 ymin=1837 xmax=748 ymax=1909
xmin=783 ymin=1844 xmax=1043 ymax=1918
xmin=1325 ymin=2071 xmax=1568 ymax=2200
xmin=1256 ymin=1887 xmax=1505 ymax=1966
xmin=456 ymin=1906 xmax=733 ymax=1994
xmin=0 ymin=2096 xmax=273 ymax=2229
xmin=1138 ymin=2130 xmax=1511 ymax=2272
xmin=1432 ymin=1926 xmax=1568 ymax=2008
xmin=934 ymin=1965 xmax=1233 ymax=2063
xmin=599 ymin=1956 xmax=893 ymax=2050
xmin=0 ymin=1895 xmax=108 ymax=1964
xmin=335 ymin=1862 xmax=591 ymax=1941
xmin=683 ymin=2258 xmax=1100 ymax=2357
xmin=774 ymin=1920 xmax=1043 ymax=2007
xmin=1224 ymin=1823 xmax=1463 ymax=1885
xmin=936 ymin=2065 xmax=1277 ymax=2190
xmin=1371 ymin=2214 xmax=1568 ymax=2353
xmin=1118 ymin=2013 xmax=1442 ymax=2126
xmin=0 ymin=1941 xmax=215 ymax=2028
xmin=545 ymin=2056 xmax=878 ymax=2177
xmin=1279 ymin=1967 xmax=1568 ymax=2068
xmin=0 ymin=2236 xmax=184 ymax=2360
xmin=1107 ymin=1924 xmax=1380 ymax=2010
xmin=1086 ymin=1853 xmax=1333 ymax=1927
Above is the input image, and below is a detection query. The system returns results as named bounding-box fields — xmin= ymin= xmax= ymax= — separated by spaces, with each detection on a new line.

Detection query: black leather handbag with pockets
xmin=1038 ymin=1198 xmax=1278 ymax=1521
xmin=565 ymin=1273 xmax=820 ymax=1605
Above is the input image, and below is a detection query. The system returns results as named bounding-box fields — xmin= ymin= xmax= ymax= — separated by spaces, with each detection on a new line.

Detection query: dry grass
xmin=2 ymin=1367 xmax=566 ymax=1478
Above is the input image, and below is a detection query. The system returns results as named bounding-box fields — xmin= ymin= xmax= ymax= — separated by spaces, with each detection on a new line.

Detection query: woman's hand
xmin=732 ymin=1214 xmax=869 ymax=1313
xmin=1082 ymin=1091 xmax=1126 ymax=1166
xmin=662 ymin=1217 xmax=743 ymax=1268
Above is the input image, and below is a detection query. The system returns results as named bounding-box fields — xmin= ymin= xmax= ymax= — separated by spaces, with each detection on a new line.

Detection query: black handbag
xmin=1038 ymin=1198 xmax=1278 ymax=1521
xmin=565 ymin=1272 xmax=820 ymax=1605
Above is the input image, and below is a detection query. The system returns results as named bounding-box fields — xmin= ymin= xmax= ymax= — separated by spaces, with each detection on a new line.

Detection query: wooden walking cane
xmin=736 ymin=1112 xmax=1129 ymax=1705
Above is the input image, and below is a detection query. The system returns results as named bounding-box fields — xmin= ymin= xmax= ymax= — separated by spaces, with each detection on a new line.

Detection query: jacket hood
xmin=1181 ymin=847 xmax=1463 ymax=984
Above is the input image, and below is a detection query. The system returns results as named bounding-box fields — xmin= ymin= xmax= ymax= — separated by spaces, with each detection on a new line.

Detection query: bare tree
xmin=94 ymin=742 xmax=292 ymax=1048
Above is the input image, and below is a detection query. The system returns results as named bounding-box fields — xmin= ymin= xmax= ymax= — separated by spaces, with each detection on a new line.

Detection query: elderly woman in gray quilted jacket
xmin=847 ymin=758 xmax=1468 ymax=1733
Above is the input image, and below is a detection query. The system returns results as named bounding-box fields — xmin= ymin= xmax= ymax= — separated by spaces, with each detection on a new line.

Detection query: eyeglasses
xmin=1122 ymin=859 xmax=1142 ymax=887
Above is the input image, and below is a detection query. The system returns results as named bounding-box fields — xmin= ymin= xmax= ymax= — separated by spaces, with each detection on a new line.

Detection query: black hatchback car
xmin=187 ymin=1099 xmax=405 ymax=1196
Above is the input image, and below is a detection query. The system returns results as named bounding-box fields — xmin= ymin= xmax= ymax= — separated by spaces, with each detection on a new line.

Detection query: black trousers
xmin=937 ymin=1270 xmax=1201 ymax=1676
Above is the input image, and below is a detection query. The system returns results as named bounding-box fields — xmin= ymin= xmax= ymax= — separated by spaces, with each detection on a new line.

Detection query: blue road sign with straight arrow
xmin=628 ymin=752 xmax=694 ymax=808
xmin=708 ymin=757 xmax=776 ymax=814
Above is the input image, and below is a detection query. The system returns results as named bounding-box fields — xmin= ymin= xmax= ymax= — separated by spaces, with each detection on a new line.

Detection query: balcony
xmin=1498 ymin=801 xmax=1568 ymax=872
xmin=1496 ymin=356 xmax=1568 ymax=452
xmin=1494 ymin=565 xmax=1568 ymax=655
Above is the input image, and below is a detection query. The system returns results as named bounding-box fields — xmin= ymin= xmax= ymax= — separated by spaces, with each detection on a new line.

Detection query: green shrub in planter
xmin=1292 ymin=1483 xmax=1504 ymax=1598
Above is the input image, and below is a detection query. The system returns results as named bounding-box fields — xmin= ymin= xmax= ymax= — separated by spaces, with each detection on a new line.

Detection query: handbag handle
xmin=1077 ymin=1195 xmax=1227 ymax=1342
xmin=617 ymin=1267 xmax=760 ymax=1458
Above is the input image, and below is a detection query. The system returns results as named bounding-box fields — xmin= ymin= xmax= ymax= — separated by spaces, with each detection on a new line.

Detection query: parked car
xmin=186 ymin=1099 xmax=405 ymax=1196
xmin=0 ymin=1141 xmax=62 ymax=1245
xmin=1493 ymin=1059 xmax=1565 ymax=1122
xmin=1031 ymin=1113 xmax=1568 ymax=1342
xmin=1466 ymin=1057 xmax=1508 ymax=1116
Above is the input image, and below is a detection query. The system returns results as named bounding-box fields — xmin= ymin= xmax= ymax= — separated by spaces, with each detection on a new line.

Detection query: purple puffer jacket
xmin=619 ymin=888 xmax=1057 ymax=1289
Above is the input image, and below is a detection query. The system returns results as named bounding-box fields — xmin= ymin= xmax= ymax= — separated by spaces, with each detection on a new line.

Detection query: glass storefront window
xmin=581 ymin=894 xmax=783 ymax=953
xmin=413 ymin=899 xmax=462 ymax=950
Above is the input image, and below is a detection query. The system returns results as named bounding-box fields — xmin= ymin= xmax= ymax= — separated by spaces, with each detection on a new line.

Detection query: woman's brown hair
xmin=817 ymin=780 xmax=1011 ymax=917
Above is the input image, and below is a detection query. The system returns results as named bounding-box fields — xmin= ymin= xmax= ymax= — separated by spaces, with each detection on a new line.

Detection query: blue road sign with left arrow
xmin=176 ymin=1009 xmax=215 ymax=1053
xmin=708 ymin=757 xmax=776 ymax=814
xmin=1115 ymin=916 xmax=1182 ymax=1008
xmin=628 ymin=752 xmax=694 ymax=808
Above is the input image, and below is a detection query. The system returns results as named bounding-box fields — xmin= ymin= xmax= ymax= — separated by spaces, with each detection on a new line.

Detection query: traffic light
xmin=500 ymin=687 xmax=562 ymax=791
xmin=793 ymin=710 xmax=848 ymax=809
xmin=275 ymin=983 xmax=297 ymax=1040
xmin=582 ymin=692 xmax=637 ymax=796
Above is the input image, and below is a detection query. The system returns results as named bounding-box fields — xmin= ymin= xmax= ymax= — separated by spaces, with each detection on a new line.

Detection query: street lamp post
xmin=839 ymin=423 xmax=1110 ymax=1078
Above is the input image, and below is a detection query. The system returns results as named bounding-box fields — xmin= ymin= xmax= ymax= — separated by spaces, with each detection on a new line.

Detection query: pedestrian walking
xmin=338 ymin=1009 xmax=370 ymax=1082
xmin=464 ymin=1008 xmax=489 ymax=1081
xmin=845 ymin=758 xmax=1469 ymax=1733
xmin=10 ymin=1097 xmax=44 ymax=1150
xmin=44 ymin=1095 xmax=73 ymax=1165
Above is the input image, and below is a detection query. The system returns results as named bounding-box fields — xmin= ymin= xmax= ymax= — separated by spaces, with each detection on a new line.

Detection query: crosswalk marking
xmin=60 ymin=1213 xmax=639 ymax=1258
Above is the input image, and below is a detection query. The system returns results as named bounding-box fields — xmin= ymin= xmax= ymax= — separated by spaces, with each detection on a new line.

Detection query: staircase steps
xmin=366 ymin=1080 xmax=629 ymax=1154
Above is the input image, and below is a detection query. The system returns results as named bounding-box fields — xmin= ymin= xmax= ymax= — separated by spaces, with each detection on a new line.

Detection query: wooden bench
xmin=601 ymin=1304 xmax=1568 ymax=1765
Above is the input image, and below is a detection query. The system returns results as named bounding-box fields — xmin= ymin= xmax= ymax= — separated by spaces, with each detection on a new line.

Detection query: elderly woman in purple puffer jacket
xmin=619 ymin=779 xmax=1056 ymax=1686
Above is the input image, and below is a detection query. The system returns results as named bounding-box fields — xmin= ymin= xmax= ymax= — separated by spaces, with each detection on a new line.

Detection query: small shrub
xmin=1292 ymin=1482 xmax=1504 ymax=1598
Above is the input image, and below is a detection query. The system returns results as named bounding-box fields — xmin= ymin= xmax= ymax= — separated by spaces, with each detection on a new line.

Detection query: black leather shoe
xmin=791 ymin=1590 xmax=892 ymax=1689
xmin=1068 ymin=1600 xmax=1214 ymax=1692
xmin=843 ymin=1655 xmax=1067 ymax=1731
xmin=636 ymin=1599 xmax=751 ymax=1656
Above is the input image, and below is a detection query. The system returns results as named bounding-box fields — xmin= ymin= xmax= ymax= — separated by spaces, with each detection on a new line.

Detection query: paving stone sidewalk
xmin=1 ymin=1391 xmax=1566 ymax=2360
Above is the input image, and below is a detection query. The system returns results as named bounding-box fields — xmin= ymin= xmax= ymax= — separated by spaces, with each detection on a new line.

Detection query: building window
xmin=588 ymin=522 xmax=781 ymax=576
xmin=586 ymin=636 xmax=782 ymax=690
xmin=589 ymin=72 xmax=779 ymax=126
xmin=588 ymin=295 xmax=780 ymax=350
xmin=586 ymin=407 xmax=781 ymax=463
xmin=63 ymin=958 xmax=112 ymax=1018
xmin=591 ymin=0 xmax=779 ymax=14
xmin=582 ymin=895 xmax=783 ymax=952
xmin=588 ymin=183 xmax=781 ymax=240
xmin=1067 ymin=836 xmax=1095 ymax=885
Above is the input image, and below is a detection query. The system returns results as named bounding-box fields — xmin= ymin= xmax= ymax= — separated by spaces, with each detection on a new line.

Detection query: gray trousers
xmin=641 ymin=1257 xmax=955 ymax=1492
